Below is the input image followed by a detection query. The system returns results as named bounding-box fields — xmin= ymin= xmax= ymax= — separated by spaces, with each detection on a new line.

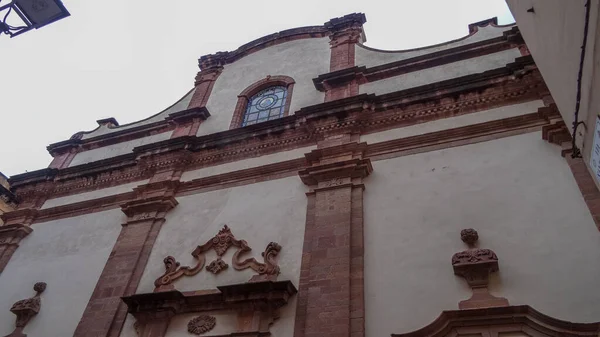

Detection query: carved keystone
xmin=451 ymin=229 xmax=508 ymax=309
xmin=5 ymin=282 xmax=46 ymax=337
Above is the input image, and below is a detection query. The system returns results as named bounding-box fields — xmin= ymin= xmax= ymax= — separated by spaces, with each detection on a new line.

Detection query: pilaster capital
xmin=324 ymin=13 xmax=366 ymax=46
xmin=0 ymin=224 xmax=33 ymax=246
xmin=0 ymin=209 xmax=38 ymax=226
xmin=299 ymin=142 xmax=372 ymax=187
xmin=121 ymin=180 xmax=179 ymax=222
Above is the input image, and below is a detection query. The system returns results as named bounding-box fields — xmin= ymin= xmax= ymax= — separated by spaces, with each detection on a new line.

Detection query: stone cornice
xmin=392 ymin=305 xmax=600 ymax=337
xmin=313 ymin=27 xmax=523 ymax=91
xmin=19 ymin=107 xmax=554 ymax=224
xmin=122 ymin=280 xmax=297 ymax=315
xmin=11 ymin=63 xmax=545 ymax=200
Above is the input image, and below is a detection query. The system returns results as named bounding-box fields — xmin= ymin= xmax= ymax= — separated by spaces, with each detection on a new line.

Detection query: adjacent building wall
xmin=363 ymin=131 xmax=600 ymax=336
xmin=0 ymin=210 xmax=123 ymax=336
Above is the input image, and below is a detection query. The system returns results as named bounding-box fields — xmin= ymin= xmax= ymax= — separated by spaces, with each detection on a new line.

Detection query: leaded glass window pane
xmin=241 ymin=86 xmax=287 ymax=126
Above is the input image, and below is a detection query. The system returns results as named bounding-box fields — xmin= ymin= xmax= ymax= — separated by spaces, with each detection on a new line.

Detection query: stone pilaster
xmin=295 ymin=142 xmax=371 ymax=337
xmin=73 ymin=181 xmax=179 ymax=337
xmin=324 ymin=13 xmax=366 ymax=102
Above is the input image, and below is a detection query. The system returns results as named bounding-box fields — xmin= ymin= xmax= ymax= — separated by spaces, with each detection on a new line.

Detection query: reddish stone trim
xmin=122 ymin=280 xmax=296 ymax=337
xmin=295 ymin=142 xmax=371 ymax=337
xmin=0 ymin=224 xmax=32 ymax=274
xmin=229 ymin=75 xmax=295 ymax=129
xmin=565 ymin=155 xmax=600 ymax=231
xmin=11 ymin=63 xmax=547 ymax=202
xmin=73 ymin=182 xmax=179 ymax=337
xmin=187 ymin=67 xmax=223 ymax=110
xmin=392 ymin=305 xmax=600 ymax=337
xmin=8 ymin=107 xmax=551 ymax=226
xmin=169 ymin=107 xmax=211 ymax=138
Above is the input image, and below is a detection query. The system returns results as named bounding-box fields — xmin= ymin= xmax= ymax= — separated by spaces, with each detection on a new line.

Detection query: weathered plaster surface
xmin=180 ymin=145 xmax=316 ymax=182
xmin=80 ymin=88 xmax=196 ymax=140
xmin=41 ymin=179 xmax=149 ymax=209
xmin=361 ymin=100 xmax=543 ymax=145
xmin=69 ymin=131 xmax=173 ymax=166
xmin=199 ymin=38 xmax=329 ymax=136
xmin=364 ymin=131 xmax=600 ymax=336
xmin=135 ymin=176 xmax=307 ymax=336
xmin=359 ymin=48 xmax=522 ymax=96
xmin=0 ymin=210 xmax=123 ymax=337
xmin=356 ymin=24 xmax=514 ymax=68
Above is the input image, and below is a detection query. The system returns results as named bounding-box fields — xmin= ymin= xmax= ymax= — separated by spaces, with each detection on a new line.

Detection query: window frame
xmin=230 ymin=75 xmax=295 ymax=129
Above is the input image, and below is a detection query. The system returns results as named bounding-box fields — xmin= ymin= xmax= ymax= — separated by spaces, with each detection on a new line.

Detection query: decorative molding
xmin=123 ymin=280 xmax=297 ymax=337
xmin=392 ymin=305 xmax=600 ymax=337
xmin=10 ymin=62 xmax=545 ymax=201
xmin=451 ymin=228 xmax=508 ymax=309
xmin=230 ymin=75 xmax=295 ymax=129
xmin=187 ymin=315 xmax=216 ymax=335
xmin=0 ymin=224 xmax=33 ymax=275
xmin=154 ymin=225 xmax=282 ymax=292
xmin=5 ymin=282 xmax=46 ymax=337
xmin=460 ymin=228 xmax=478 ymax=246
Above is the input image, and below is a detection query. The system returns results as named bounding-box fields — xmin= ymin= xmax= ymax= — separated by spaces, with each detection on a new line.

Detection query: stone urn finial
xmin=451 ymin=229 xmax=508 ymax=310
xmin=6 ymin=282 xmax=46 ymax=337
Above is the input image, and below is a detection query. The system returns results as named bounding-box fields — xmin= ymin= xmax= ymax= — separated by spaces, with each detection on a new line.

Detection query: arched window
xmin=230 ymin=76 xmax=295 ymax=129
xmin=242 ymin=86 xmax=287 ymax=126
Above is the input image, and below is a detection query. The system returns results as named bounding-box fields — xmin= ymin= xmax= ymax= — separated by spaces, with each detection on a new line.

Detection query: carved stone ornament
xmin=154 ymin=225 xmax=282 ymax=291
xmin=451 ymin=229 xmax=508 ymax=309
xmin=187 ymin=315 xmax=216 ymax=335
xmin=460 ymin=228 xmax=479 ymax=246
xmin=5 ymin=282 xmax=46 ymax=337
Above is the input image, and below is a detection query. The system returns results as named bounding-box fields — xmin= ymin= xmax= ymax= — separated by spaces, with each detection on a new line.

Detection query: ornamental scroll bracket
xmin=5 ymin=282 xmax=46 ymax=337
xmin=451 ymin=228 xmax=508 ymax=310
xmin=154 ymin=225 xmax=281 ymax=292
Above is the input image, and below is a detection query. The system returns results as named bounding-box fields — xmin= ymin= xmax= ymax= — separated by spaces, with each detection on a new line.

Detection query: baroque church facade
xmin=1 ymin=13 xmax=599 ymax=337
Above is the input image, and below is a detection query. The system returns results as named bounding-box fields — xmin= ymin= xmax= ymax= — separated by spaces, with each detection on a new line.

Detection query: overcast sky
xmin=0 ymin=0 xmax=514 ymax=177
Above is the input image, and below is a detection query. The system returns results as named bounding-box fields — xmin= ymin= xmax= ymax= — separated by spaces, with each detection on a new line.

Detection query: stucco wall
xmin=361 ymin=100 xmax=543 ymax=145
xmin=41 ymin=179 xmax=149 ymax=209
xmin=134 ymin=176 xmax=307 ymax=336
xmin=199 ymin=38 xmax=330 ymax=136
xmin=80 ymin=89 xmax=195 ymax=140
xmin=356 ymin=24 xmax=513 ymax=68
xmin=180 ymin=145 xmax=316 ymax=182
xmin=69 ymin=131 xmax=173 ymax=167
xmin=363 ymin=131 xmax=600 ymax=336
xmin=0 ymin=209 xmax=123 ymax=337
xmin=360 ymin=48 xmax=521 ymax=96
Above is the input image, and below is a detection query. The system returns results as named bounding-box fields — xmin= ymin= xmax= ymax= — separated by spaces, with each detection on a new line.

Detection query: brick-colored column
xmin=323 ymin=13 xmax=366 ymax=101
xmin=0 ymin=209 xmax=38 ymax=275
xmin=186 ymin=52 xmax=227 ymax=110
xmin=295 ymin=142 xmax=372 ymax=337
xmin=73 ymin=181 xmax=179 ymax=337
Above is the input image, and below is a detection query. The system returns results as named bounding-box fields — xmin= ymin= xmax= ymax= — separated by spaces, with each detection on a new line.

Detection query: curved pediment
xmin=392 ymin=305 xmax=600 ymax=337
xmin=356 ymin=18 xmax=516 ymax=68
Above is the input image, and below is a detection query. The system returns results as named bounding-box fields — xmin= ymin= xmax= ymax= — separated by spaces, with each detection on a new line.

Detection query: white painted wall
xmin=364 ymin=131 xmax=600 ymax=336
xmin=360 ymin=48 xmax=522 ymax=96
xmin=80 ymin=88 xmax=196 ymax=140
xmin=356 ymin=23 xmax=514 ymax=68
xmin=41 ymin=179 xmax=149 ymax=209
xmin=69 ymin=131 xmax=173 ymax=166
xmin=135 ymin=176 xmax=307 ymax=337
xmin=361 ymin=100 xmax=543 ymax=145
xmin=0 ymin=209 xmax=123 ymax=337
xmin=199 ymin=38 xmax=330 ymax=136
xmin=180 ymin=145 xmax=315 ymax=182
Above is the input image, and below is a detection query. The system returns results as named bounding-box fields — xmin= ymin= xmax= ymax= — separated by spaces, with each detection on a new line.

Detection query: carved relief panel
xmin=154 ymin=225 xmax=282 ymax=292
